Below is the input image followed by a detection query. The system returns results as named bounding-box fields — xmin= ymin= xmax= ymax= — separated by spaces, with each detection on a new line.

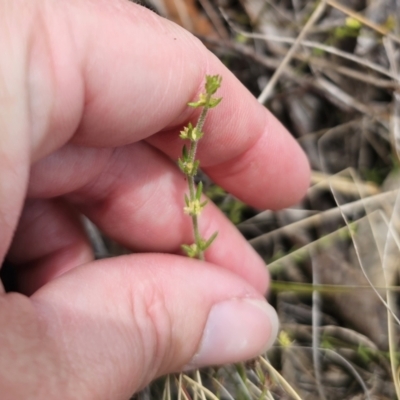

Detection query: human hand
xmin=0 ymin=0 xmax=310 ymax=398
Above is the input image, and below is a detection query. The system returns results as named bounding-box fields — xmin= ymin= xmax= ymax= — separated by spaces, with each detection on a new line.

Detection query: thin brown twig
xmin=257 ymin=0 xmax=327 ymax=104
xmin=234 ymin=32 xmax=396 ymax=80
xmin=201 ymin=35 xmax=399 ymax=91
xmin=314 ymin=76 xmax=387 ymax=117
xmin=311 ymin=170 xmax=380 ymax=196
xmin=198 ymin=0 xmax=229 ymax=39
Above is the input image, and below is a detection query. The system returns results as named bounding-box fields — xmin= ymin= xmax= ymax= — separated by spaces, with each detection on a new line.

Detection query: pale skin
xmin=0 ymin=0 xmax=310 ymax=399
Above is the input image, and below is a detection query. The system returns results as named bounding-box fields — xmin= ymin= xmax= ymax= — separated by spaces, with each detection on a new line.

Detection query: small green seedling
xmin=179 ymin=75 xmax=222 ymax=261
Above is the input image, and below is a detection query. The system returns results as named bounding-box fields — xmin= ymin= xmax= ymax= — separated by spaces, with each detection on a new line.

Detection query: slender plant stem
xmin=195 ymin=98 xmax=211 ymax=133
xmin=186 ymin=94 xmax=212 ymax=260
xmin=179 ymin=75 xmax=221 ymax=260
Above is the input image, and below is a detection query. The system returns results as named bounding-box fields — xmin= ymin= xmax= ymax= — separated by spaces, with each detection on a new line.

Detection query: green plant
xmin=179 ymin=75 xmax=222 ymax=260
xmin=333 ymin=17 xmax=362 ymax=40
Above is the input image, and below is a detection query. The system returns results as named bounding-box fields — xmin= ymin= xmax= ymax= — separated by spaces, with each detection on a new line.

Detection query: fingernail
xmin=184 ymin=298 xmax=279 ymax=370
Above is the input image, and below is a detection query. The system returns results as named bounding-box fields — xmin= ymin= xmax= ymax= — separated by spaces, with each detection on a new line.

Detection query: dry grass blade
xmin=209 ymin=376 xmax=235 ymax=400
xmin=177 ymin=374 xmax=182 ymax=400
xmin=257 ymin=0 xmax=327 ymax=104
xmin=385 ymin=37 xmax=400 ymax=165
xmin=247 ymin=188 xmax=399 ymax=254
xmin=318 ymin=138 xmax=400 ymax=325
xmin=242 ymin=376 xmax=275 ymax=400
xmin=310 ymin=247 xmax=327 ymax=400
xmin=271 ymin=280 xmax=400 ymax=294
xmin=177 ymin=374 xmax=191 ymax=400
xmin=312 ymin=346 xmax=371 ymax=399
xmin=162 ymin=375 xmax=172 ymax=400
xmin=277 ymin=344 xmax=373 ymax=399
xmin=314 ymin=76 xmax=384 ymax=116
xmin=232 ymin=368 xmax=252 ymax=400
xmin=381 ymin=192 xmax=400 ymax=398
xmin=311 ymin=170 xmax=379 ymax=196
xmin=197 ymin=0 xmax=229 ymax=39
xmin=387 ymin=269 xmax=400 ymax=399
xmin=227 ymin=30 xmax=395 ymax=80
xmin=182 ymin=375 xmax=220 ymax=400
xmin=195 ymin=370 xmax=207 ymax=400
xmin=258 ymin=356 xmax=302 ymax=400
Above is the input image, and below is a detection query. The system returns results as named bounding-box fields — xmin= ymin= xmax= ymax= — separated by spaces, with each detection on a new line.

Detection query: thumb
xmin=31 ymin=253 xmax=278 ymax=399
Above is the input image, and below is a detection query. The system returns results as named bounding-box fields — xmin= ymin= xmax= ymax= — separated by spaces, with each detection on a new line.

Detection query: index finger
xmin=32 ymin=0 xmax=310 ymax=209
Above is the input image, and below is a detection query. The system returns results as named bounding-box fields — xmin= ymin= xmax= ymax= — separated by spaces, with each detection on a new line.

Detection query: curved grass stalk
xmin=177 ymin=373 xmax=191 ymax=400
xmin=209 ymin=376 xmax=235 ymax=400
xmin=258 ymin=356 xmax=302 ymax=400
xmin=317 ymin=140 xmax=400 ymax=325
xmin=221 ymin=5 xmax=398 ymax=81
xmin=162 ymin=375 xmax=172 ymax=400
xmin=195 ymin=369 xmax=207 ymax=400
xmin=182 ymin=375 xmax=220 ymax=400
xmin=381 ymin=193 xmax=400 ymax=399
xmin=310 ymin=247 xmax=327 ymax=400
xmin=272 ymin=344 xmax=371 ymax=399
xmin=302 ymin=345 xmax=371 ymax=399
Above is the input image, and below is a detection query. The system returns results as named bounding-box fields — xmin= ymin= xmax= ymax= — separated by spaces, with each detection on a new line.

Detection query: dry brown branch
xmin=314 ymin=76 xmax=388 ymax=118
xmin=204 ymin=36 xmax=399 ymax=97
xmin=198 ymin=0 xmax=229 ymax=39
xmin=237 ymin=32 xmax=395 ymax=80
xmin=311 ymin=170 xmax=380 ymax=196
xmin=257 ymin=0 xmax=328 ymax=104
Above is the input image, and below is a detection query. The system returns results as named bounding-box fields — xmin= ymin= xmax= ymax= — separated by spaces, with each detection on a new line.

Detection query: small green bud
xmin=205 ymin=75 xmax=222 ymax=95
xmin=208 ymin=97 xmax=222 ymax=108
xmin=181 ymin=233 xmax=218 ymax=257
xmin=345 ymin=17 xmax=362 ymax=30
xmin=235 ymin=33 xmax=247 ymax=44
xmin=178 ymin=159 xmax=199 ymax=176
xmin=278 ymin=330 xmax=293 ymax=348
xmin=180 ymin=124 xmax=203 ymax=141
xmin=178 ymin=145 xmax=198 ymax=174
xmin=179 ymin=123 xmax=193 ymax=140
xmin=181 ymin=243 xmax=199 ymax=258
xmin=188 ymin=93 xmax=208 ymax=108
xmin=183 ymin=198 xmax=206 ymax=216
xmin=190 ymin=127 xmax=203 ymax=141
